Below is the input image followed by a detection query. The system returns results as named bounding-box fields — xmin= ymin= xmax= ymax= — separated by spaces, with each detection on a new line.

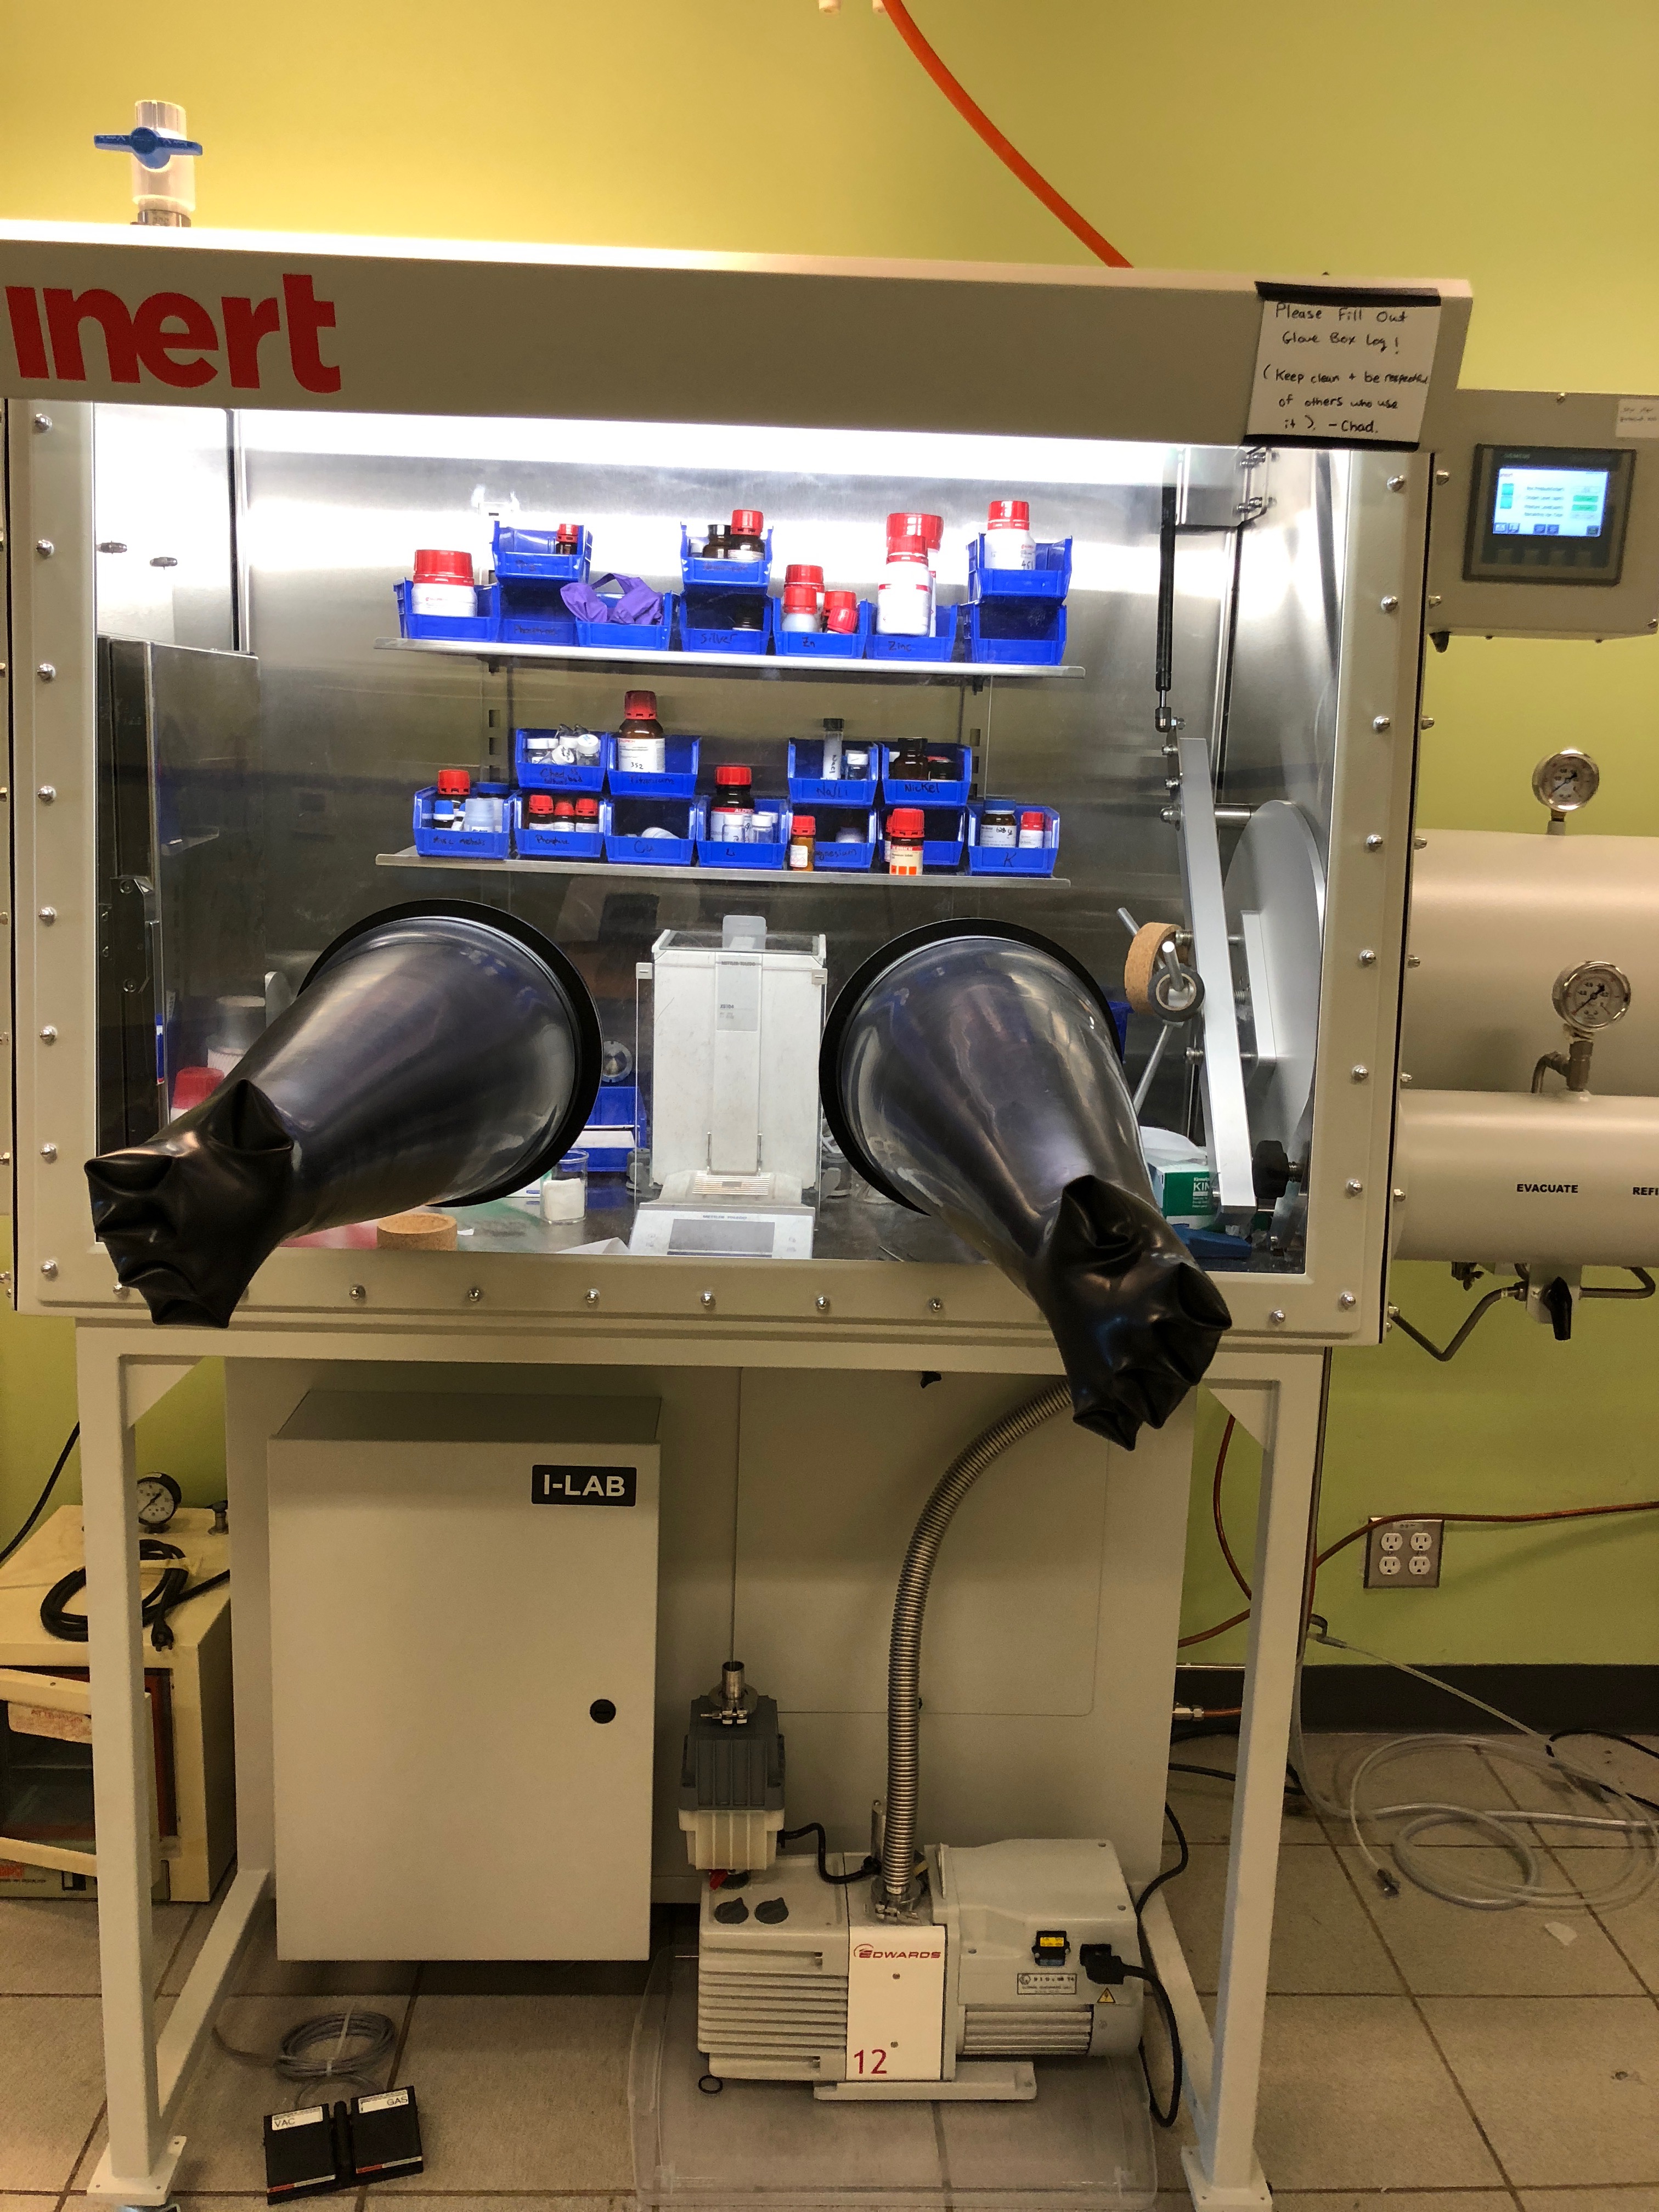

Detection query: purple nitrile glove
xmin=560 ymin=573 xmax=664 ymax=626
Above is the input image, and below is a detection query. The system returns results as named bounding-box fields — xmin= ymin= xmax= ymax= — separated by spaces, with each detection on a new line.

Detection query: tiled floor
xmin=3 ymin=1732 xmax=1656 ymax=2210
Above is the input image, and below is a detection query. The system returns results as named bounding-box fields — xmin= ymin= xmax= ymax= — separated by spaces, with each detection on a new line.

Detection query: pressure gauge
xmin=1532 ymin=747 xmax=1600 ymax=817
xmin=136 ymin=1472 xmax=182 ymax=1530
xmin=1551 ymin=960 xmax=1631 ymax=1034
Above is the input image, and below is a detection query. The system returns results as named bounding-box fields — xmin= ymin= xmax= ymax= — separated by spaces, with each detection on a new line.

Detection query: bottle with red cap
xmin=823 ymin=589 xmax=860 ymax=635
xmin=787 ymin=814 xmax=816 ymax=871
xmin=616 ymin=690 xmax=667 ymax=776
xmin=433 ymin=765 xmax=471 ymax=829
xmin=984 ymin=498 xmax=1036 ymax=572
xmin=877 ymin=534 xmax=933 ymax=637
xmin=784 ymin=562 xmax=824 ymax=602
xmin=780 ymin=582 xmax=822 ymax=634
xmin=1017 ymin=809 xmax=1048 ymax=850
xmin=709 ymin=764 xmax=757 ymax=843
xmin=574 ymin=795 xmax=600 ymax=837
xmin=885 ymin=806 xmax=926 ymax=876
xmin=526 ymin=792 xmax=557 ymax=828
xmin=411 ymin=549 xmax=477 ymax=617
xmin=726 ymin=509 xmax=766 ymax=562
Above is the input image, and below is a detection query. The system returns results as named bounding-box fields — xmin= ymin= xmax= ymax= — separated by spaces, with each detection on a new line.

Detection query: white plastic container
xmin=876 ymin=535 xmax=933 ymax=636
xmin=539 ymin=1153 xmax=589 ymax=1223
xmin=984 ymin=498 xmax=1036 ymax=571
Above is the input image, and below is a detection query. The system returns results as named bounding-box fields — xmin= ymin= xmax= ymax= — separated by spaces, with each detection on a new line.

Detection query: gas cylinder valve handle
xmin=93 ymin=126 xmax=204 ymax=167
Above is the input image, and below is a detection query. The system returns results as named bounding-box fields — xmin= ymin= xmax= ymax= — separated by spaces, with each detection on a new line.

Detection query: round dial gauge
xmin=136 ymin=1472 xmax=182 ymax=1530
xmin=1551 ymin=960 xmax=1631 ymax=1032
xmin=1532 ymin=748 xmax=1601 ymax=815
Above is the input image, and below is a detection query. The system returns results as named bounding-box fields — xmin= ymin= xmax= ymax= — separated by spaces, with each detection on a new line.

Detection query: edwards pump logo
xmin=853 ymin=1943 xmax=943 ymax=1960
xmin=5 ymin=273 xmax=340 ymax=394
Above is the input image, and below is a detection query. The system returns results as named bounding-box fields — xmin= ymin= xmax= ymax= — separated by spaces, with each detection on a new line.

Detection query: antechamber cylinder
xmin=1393 ymin=1090 xmax=1659 ymax=1266
xmin=1405 ymin=830 xmax=1659 ymax=1095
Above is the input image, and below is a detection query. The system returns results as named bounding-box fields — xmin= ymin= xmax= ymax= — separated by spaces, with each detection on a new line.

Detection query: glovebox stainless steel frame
xmin=0 ymin=231 xmax=1466 ymax=2212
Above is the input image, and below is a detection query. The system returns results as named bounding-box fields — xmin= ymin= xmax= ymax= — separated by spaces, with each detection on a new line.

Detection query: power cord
xmin=777 ymin=1822 xmax=881 ymax=1886
xmin=1290 ymin=1632 xmax=1659 ymax=1912
xmin=1127 ymin=1803 xmax=1188 ymax=2129
xmin=213 ymin=2008 xmax=398 ymax=2107
xmin=0 ymin=1423 xmax=80 ymax=1568
xmin=40 ymin=1548 xmax=228 ymax=1651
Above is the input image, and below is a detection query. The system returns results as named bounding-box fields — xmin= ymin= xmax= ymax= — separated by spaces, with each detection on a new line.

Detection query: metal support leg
xmin=78 ymin=1329 xmax=185 ymax=2204
xmin=1178 ymin=1352 xmax=1327 ymax=2211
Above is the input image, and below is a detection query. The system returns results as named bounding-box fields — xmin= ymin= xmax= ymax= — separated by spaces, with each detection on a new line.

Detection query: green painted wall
xmin=2 ymin=1 xmax=1655 ymax=1664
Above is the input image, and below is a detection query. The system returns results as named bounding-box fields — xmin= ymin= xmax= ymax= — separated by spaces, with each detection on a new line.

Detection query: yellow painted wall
xmin=1 ymin=1 xmax=1655 ymax=1666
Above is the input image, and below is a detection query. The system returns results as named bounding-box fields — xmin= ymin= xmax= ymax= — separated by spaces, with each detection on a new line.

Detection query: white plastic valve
xmin=131 ymin=100 xmax=196 ymax=226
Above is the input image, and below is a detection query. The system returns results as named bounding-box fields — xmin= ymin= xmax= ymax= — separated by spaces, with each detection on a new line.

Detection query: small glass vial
xmin=1017 ymin=809 xmax=1047 ymax=849
xmin=819 ymin=718 xmax=844 ymax=779
xmin=877 ymin=534 xmax=933 ymax=636
xmin=984 ymin=498 xmax=1036 ymax=571
xmin=710 ymin=764 xmax=755 ymax=843
xmin=887 ymin=806 xmax=925 ymax=876
xmin=780 ymin=582 xmax=821 ymax=633
xmin=788 ymin=814 xmax=816 ymax=871
xmin=979 ymin=805 xmax=1018 ymax=848
xmin=554 ymin=522 xmax=582 ymax=559
xmin=842 ymin=740 xmax=871 ymax=780
xmin=701 ymin=521 xmax=734 ymax=560
xmin=539 ymin=1150 xmax=589 ymax=1223
xmin=616 ymin=690 xmax=667 ymax=776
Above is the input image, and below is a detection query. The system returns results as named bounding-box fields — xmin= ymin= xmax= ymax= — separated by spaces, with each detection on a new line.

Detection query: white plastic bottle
xmin=984 ymin=498 xmax=1036 ymax=571
xmin=877 ymin=534 xmax=933 ymax=636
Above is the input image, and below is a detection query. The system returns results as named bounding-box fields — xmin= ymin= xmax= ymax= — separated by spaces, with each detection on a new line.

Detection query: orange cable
xmin=877 ymin=0 xmax=1132 ymax=268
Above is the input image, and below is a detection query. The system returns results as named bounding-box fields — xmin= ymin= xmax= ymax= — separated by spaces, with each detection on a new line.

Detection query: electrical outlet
xmin=1364 ymin=1516 xmax=1443 ymax=1589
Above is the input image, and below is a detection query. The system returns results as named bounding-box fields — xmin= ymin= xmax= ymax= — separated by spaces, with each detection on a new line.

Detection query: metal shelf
xmin=376 ymin=848 xmax=1069 ymax=888
xmin=375 ymin=636 xmax=1082 ymax=685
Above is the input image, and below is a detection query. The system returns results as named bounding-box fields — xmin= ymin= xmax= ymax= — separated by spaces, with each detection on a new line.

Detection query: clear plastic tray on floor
xmin=628 ymin=1950 xmax=1156 ymax=2212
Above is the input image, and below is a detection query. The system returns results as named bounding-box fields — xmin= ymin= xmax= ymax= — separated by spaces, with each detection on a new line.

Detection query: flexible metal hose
xmin=881 ymin=1383 xmax=1073 ymax=1909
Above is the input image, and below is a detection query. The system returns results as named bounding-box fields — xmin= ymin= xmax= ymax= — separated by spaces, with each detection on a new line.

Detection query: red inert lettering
xmin=135 ymin=291 xmax=219 ymax=389
xmin=43 ymin=287 xmax=142 ymax=383
xmin=223 ymin=295 xmax=283 ymax=390
xmin=281 ymin=273 xmax=340 ymax=394
xmin=5 ymin=286 xmax=48 ymax=378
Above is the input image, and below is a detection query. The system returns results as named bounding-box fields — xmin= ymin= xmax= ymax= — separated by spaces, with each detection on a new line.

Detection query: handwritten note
xmin=1247 ymin=283 xmax=1442 ymax=447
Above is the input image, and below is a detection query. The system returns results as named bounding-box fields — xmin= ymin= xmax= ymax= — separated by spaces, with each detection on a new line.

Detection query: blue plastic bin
xmin=865 ymin=603 xmax=960 ymax=663
xmin=412 ymin=782 xmax=512 ymax=860
xmin=394 ymin=579 xmax=499 ymax=644
xmin=608 ymin=735 xmax=700 ymax=799
xmin=786 ymin=738 xmax=879 ymax=809
xmin=880 ymin=805 xmax=966 ymax=872
xmin=514 ymin=793 xmax=607 ymax=861
xmin=806 ymin=807 xmax=879 ymax=872
xmin=680 ymin=523 xmax=772 ymax=592
xmin=515 ymin=728 xmax=612 ymax=792
xmin=497 ymin=581 xmax=578 ymax=646
xmin=967 ymin=536 xmax=1073 ymax=602
xmin=680 ymin=587 xmax=770 ymax=657
xmin=880 ymin=744 xmax=972 ymax=809
xmin=967 ymin=599 xmax=1068 ymax=667
xmin=966 ymin=800 xmax=1060 ymax=877
xmin=697 ymin=799 xmax=790 ymax=871
xmin=570 ymin=1083 xmax=638 ymax=1173
xmin=493 ymin=522 xmax=592 ymax=582
xmin=606 ymin=797 xmax=702 ymax=867
xmin=768 ymin=598 xmax=874 ymax=661
xmin=574 ymin=590 xmax=676 ymax=653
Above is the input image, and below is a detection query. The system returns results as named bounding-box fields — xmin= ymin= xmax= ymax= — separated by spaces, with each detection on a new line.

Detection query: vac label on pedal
xmin=1018 ymin=1969 xmax=1077 ymax=1995
xmin=532 ymin=1465 xmax=637 ymax=1506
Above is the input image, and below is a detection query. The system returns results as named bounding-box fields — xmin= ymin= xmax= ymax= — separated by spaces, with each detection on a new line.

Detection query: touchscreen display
xmin=1491 ymin=465 xmax=1609 ymax=539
